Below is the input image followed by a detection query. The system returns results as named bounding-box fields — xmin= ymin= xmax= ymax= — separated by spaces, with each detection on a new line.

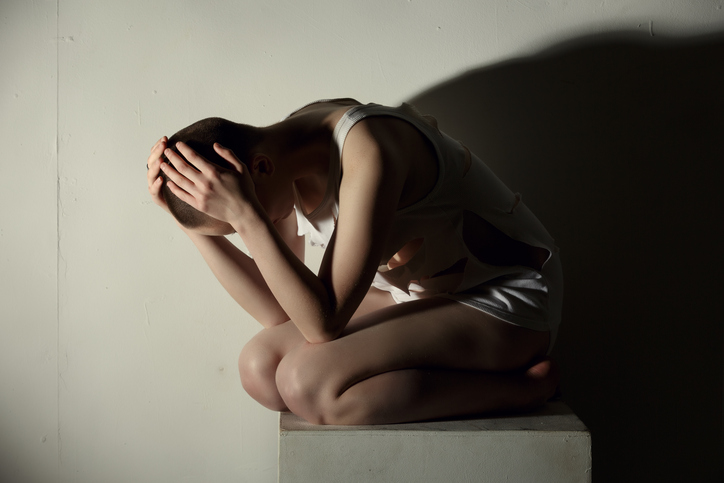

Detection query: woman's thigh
xmin=242 ymin=294 xmax=550 ymax=417
xmin=271 ymin=297 xmax=551 ymax=423
xmin=245 ymin=294 xmax=549 ymax=380
xmin=283 ymin=297 xmax=549 ymax=380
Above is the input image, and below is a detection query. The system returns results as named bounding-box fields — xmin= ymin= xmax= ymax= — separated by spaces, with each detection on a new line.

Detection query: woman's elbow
xmin=303 ymin=323 xmax=344 ymax=344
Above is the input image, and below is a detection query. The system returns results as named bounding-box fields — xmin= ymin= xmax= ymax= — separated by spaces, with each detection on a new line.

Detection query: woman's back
xmin=291 ymin=102 xmax=560 ymax=337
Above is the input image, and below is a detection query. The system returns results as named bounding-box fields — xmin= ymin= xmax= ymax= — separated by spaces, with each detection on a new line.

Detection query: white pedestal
xmin=278 ymin=402 xmax=591 ymax=483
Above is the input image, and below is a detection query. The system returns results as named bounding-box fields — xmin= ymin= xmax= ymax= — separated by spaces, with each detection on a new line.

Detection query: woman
xmin=146 ymin=98 xmax=562 ymax=425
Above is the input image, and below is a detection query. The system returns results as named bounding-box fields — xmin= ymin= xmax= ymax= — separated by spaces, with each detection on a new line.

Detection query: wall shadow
xmin=408 ymin=32 xmax=723 ymax=482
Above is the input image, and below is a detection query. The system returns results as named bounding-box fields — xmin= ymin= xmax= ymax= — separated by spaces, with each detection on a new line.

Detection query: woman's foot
xmin=521 ymin=357 xmax=560 ymax=409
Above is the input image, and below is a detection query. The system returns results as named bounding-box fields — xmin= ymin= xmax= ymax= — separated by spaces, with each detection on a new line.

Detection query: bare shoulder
xmin=288 ymin=98 xmax=363 ymax=126
xmin=342 ymin=116 xmax=439 ymax=210
xmin=337 ymin=120 xmax=403 ymax=205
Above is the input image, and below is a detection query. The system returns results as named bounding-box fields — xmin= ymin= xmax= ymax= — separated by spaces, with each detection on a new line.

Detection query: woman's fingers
xmin=147 ymin=138 xmax=165 ymax=164
xmin=149 ymin=174 xmax=163 ymax=195
xmin=152 ymin=140 xmax=250 ymax=220
xmin=147 ymin=138 xmax=167 ymax=188
xmin=149 ymin=176 xmax=171 ymax=212
xmin=160 ymin=151 xmax=199 ymax=195
xmin=146 ymin=137 xmax=173 ymax=213
xmin=151 ymin=136 xmax=168 ymax=153
xmin=165 ymin=178 xmax=197 ymax=208
xmin=147 ymin=136 xmax=167 ymax=174
xmin=214 ymin=143 xmax=244 ymax=172
xmin=175 ymin=141 xmax=215 ymax=175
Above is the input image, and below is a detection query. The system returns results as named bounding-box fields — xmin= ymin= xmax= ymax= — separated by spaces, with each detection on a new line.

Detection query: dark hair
xmin=160 ymin=118 xmax=262 ymax=228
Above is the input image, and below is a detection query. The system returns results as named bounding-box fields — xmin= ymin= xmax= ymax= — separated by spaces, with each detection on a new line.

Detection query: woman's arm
xmin=185 ymin=213 xmax=304 ymax=328
xmin=148 ymin=136 xmax=303 ymax=327
xmin=184 ymin=213 xmax=304 ymax=328
xmin=162 ymin=129 xmax=405 ymax=343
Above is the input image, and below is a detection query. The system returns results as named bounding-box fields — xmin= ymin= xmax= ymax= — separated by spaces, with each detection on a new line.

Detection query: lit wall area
xmin=1 ymin=1 xmax=722 ymax=481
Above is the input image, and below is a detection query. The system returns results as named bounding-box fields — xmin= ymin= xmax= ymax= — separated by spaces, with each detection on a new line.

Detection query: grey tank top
xmin=292 ymin=102 xmax=558 ymax=304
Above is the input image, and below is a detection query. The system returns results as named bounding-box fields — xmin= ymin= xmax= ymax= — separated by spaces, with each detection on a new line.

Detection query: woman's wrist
xmin=229 ymin=200 xmax=269 ymax=237
xmin=231 ymin=209 xmax=267 ymax=239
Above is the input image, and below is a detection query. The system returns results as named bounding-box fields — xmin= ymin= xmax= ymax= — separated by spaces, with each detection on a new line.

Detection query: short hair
xmin=160 ymin=118 xmax=262 ymax=228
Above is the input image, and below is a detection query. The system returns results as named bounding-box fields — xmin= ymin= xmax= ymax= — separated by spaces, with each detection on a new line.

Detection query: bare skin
xmin=146 ymin=99 xmax=559 ymax=425
xmin=242 ymin=296 xmax=556 ymax=425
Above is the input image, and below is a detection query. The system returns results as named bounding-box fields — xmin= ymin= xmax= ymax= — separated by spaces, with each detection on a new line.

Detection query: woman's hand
xmin=160 ymin=142 xmax=260 ymax=225
xmin=147 ymin=136 xmax=171 ymax=214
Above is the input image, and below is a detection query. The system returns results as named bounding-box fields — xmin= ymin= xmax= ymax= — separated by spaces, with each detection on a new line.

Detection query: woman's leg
xmin=238 ymin=321 xmax=300 ymax=411
xmin=238 ymin=287 xmax=398 ymax=410
xmin=313 ymin=362 xmax=557 ymax=425
xmin=263 ymin=297 xmax=556 ymax=425
xmin=334 ymin=361 xmax=556 ymax=425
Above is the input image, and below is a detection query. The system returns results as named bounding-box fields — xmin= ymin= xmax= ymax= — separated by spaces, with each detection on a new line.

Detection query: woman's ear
xmin=249 ymin=153 xmax=275 ymax=181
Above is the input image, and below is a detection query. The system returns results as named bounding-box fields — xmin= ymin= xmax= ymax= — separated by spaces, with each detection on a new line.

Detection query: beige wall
xmin=1 ymin=1 xmax=721 ymax=481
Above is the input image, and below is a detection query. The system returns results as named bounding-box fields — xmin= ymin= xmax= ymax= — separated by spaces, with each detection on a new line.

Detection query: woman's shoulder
xmin=285 ymin=98 xmax=363 ymax=120
xmin=339 ymin=107 xmax=440 ymax=212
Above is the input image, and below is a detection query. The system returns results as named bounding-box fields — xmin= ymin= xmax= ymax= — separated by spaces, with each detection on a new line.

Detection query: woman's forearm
xmin=232 ymin=212 xmax=361 ymax=343
xmin=184 ymin=231 xmax=291 ymax=327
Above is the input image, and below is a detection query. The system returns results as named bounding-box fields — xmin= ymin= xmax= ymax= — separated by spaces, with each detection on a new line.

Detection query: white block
xmin=279 ymin=402 xmax=591 ymax=483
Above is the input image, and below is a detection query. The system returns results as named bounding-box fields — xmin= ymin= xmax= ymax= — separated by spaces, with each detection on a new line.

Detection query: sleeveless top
xmin=291 ymin=102 xmax=558 ymax=304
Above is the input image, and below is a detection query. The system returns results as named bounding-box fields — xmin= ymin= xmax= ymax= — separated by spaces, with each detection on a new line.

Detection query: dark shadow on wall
xmin=408 ymin=32 xmax=723 ymax=482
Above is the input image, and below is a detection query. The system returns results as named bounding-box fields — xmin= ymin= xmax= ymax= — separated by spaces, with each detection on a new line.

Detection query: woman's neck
xmin=263 ymin=114 xmax=332 ymax=177
xmin=260 ymin=118 xmax=334 ymax=214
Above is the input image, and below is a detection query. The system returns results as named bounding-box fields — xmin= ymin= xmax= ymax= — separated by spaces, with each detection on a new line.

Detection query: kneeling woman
xmin=146 ymin=98 xmax=562 ymax=425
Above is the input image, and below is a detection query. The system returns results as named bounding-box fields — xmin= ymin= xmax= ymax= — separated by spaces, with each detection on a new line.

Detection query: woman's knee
xmin=238 ymin=336 xmax=287 ymax=411
xmin=275 ymin=345 xmax=342 ymax=424
xmin=275 ymin=343 xmax=370 ymax=425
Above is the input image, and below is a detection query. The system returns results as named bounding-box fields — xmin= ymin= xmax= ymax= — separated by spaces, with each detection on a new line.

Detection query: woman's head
xmin=160 ymin=118 xmax=262 ymax=231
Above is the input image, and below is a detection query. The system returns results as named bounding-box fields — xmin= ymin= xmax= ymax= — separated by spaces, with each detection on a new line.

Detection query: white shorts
xmin=439 ymin=252 xmax=563 ymax=350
